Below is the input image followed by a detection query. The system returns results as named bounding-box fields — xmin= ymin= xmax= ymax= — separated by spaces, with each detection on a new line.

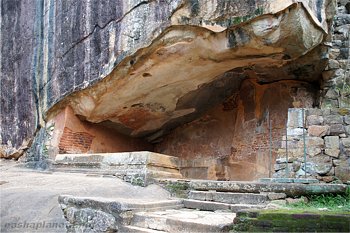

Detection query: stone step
xmin=59 ymin=195 xmax=184 ymax=215
xmin=131 ymin=209 xmax=235 ymax=232
xmin=166 ymin=179 xmax=347 ymax=197
xmin=183 ymin=199 xmax=266 ymax=212
xmin=54 ymin=152 xmax=183 ymax=185
xmin=59 ymin=195 xmax=184 ymax=210
xmin=188 ymin=190 xmax=268 ymax=205
xmin=121 ymin=225 xmax=167 ymax=233
xmin=54 ymin=152 xmax=179 ymax=169
xmin=259 ymin=178 xmax=319 ymax=184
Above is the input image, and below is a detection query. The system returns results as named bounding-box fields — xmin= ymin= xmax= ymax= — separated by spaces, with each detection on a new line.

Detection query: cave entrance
xmin=48 ymin=76 xmax=318 ymax=181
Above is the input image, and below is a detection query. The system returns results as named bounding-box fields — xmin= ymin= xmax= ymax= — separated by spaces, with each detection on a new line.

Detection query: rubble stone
xmin=324 ymin=149 xmax=340 ymax=158
xmin=307 ymin=115 xmax=324 ymax=126
xmin=308 ymin=125 xmax=329 ymax=137
xmin=329 ymin=124 xmax=345 ymax=135
xmin=324 ymin=136 xmax=340 ymax=149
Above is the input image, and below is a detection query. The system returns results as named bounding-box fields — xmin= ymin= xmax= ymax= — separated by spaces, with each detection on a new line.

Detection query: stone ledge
xmin=54 ymin=152 xmax=182 ymax=186
xmin=188 ymin=180 xmax=347 ymax=197
xmin=259 ymin=178 xmax=319 ymax=184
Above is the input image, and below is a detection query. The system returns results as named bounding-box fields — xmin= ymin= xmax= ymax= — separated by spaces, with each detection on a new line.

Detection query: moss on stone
xmin=164 ymin=181 xmax=189 ymax=198
xmin=232 ymin=209 xmax=350 ymax=232
xmin=338 ymin=108 xmax=350 ymax=116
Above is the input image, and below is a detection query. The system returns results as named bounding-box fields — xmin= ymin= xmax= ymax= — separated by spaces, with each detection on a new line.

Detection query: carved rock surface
xmin=1 ymin=0 xmax=334 ymax=156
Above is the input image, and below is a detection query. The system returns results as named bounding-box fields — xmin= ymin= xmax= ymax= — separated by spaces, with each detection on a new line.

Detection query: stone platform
xmin=54 ymin=151 xmax=182 ymax=185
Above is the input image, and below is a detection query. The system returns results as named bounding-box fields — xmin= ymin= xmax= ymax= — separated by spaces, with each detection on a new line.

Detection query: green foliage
xmin=165 ymin=182 xmax=189 ymax=198
xmin=286 ymin=191 xmax=350 ymax=212
xmin=130 ymin=176 xmax=145 ymax=187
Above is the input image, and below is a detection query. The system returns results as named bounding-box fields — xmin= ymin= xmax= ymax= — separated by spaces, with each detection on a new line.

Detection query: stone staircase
xmin=55 ymin=153 xmax=349 ymax=232
xmin=122 ymin=209 xmax=235 ymax=232
xmin=183 ymin=190 xmax=269 ymax=212
xmin=59 ymin=179 xmax=348 ymax=232
xmin=119 ymin=189 xmax=273 ymax=232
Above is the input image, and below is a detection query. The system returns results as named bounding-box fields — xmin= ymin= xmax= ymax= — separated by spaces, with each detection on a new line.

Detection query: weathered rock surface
xmin=51 ymin=0 xmax=330 ymax=140
xmin=1 ymin=0 xmax=335 ymax=156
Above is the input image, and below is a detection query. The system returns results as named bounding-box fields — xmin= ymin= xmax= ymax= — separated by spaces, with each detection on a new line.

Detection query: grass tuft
xmin=286 ymin=189 xmax=350 ymax=212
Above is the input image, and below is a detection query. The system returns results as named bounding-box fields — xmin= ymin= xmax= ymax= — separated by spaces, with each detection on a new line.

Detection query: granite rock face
xmin=1 ymin=0 xmax=336 ymax=158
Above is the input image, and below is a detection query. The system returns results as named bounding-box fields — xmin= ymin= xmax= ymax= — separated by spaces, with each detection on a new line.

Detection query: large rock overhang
xmin=46 ymin=0 xmax=332 ymax=142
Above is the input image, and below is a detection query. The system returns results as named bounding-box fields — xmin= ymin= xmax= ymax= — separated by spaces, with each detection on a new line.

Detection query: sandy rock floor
xmin=0 ymin=159 xmax=170 ymax=233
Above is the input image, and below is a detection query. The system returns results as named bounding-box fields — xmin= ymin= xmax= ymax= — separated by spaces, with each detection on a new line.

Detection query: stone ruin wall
xmin=275 ymin=108 xmax=350 ymax=183
xmin=321 ymin=0 xmax=350 ymax=108
xmin=273 ymin=0 xmax=350 ymax=183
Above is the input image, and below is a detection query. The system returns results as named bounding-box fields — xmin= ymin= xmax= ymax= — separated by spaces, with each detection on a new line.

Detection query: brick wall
xmin=58 ymin=127 xmax=95 ymax=154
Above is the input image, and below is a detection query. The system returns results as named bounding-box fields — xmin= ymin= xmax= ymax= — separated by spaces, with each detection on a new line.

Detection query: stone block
xmin=306 ymin=109 xmax=322 ymax=116
xmin=344 ymin=149 xmax=350 ymax=157
xmin=292 ymin=178 xmax=319 ymax=184
xmin=267 ymin=193 xmax=287 ymax=200
xmin=274 ymin=163 xmax=287 ymax=171
xmin=305 ymin=137 xmax=324 ymax=148
xmin=329 ymin=124 xmax=345 ymax=135
xmin=325 ymin=149 xmax=340 ymax=158
xmin=292 ymin=161 xmax=301 ymax=172
xmin=325 ymin=89 xmax=340 ymax=100
xmin=308 ymin=125 xmax=329 ymax=137
xmin=54 ymin=152 xmax=182 ymax=185
xmin=306 ymin=115 xmax=324 ymax=126
xmin=341 ymin=138 xmax=350 ymax=148
xmin=328 ymin=48 xmax=340 ymax=59
xmin=324 ymin=136 xmax=340 ymax=149
xmin=324 ymin=115 xmax=344 ymax=124
xmin=280 ymin=139 xmax=300 ymax=149
xmin=307 ymin=147 xmax=322 ymax=157
xmin=339 ymin=99 xmax=350 ymax=110
xmin=321 ymin=109 xmax=331 ymax=115
xmin=344 ymin=115 xmax=350 ymax=125
xmin=188 ymin=191 xmax=268 ymax=205
xmin=333 ymin=159 xmax=341 ymax=166
xmin=334 ymin=159 xmax=350 ymax=183
xmin=334 ymin=14 xmax=350 ymax=25
xmin=326 ymin=166 xmax=335 ymax=176
xmin=304 ymin=156 xmax=333 ymax=175
xmin=345 ymin=125 xmax=350 ymax=135
xmin=287 ymin=109 xmax=304 ymax=128
xmin=287 ymin=128 xmax=305 ymax=136
xmin=276 ymin=157 xmax=295 ymax=164
xmin=321 ymin=176 xmax=335 ymax=183
xmin=327 ymin=59 xmax=340 ymax=69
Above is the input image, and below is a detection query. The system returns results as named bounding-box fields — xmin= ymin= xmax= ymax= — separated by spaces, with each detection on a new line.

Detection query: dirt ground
xmin=0 ymin=159 xmax=171 ymax=233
